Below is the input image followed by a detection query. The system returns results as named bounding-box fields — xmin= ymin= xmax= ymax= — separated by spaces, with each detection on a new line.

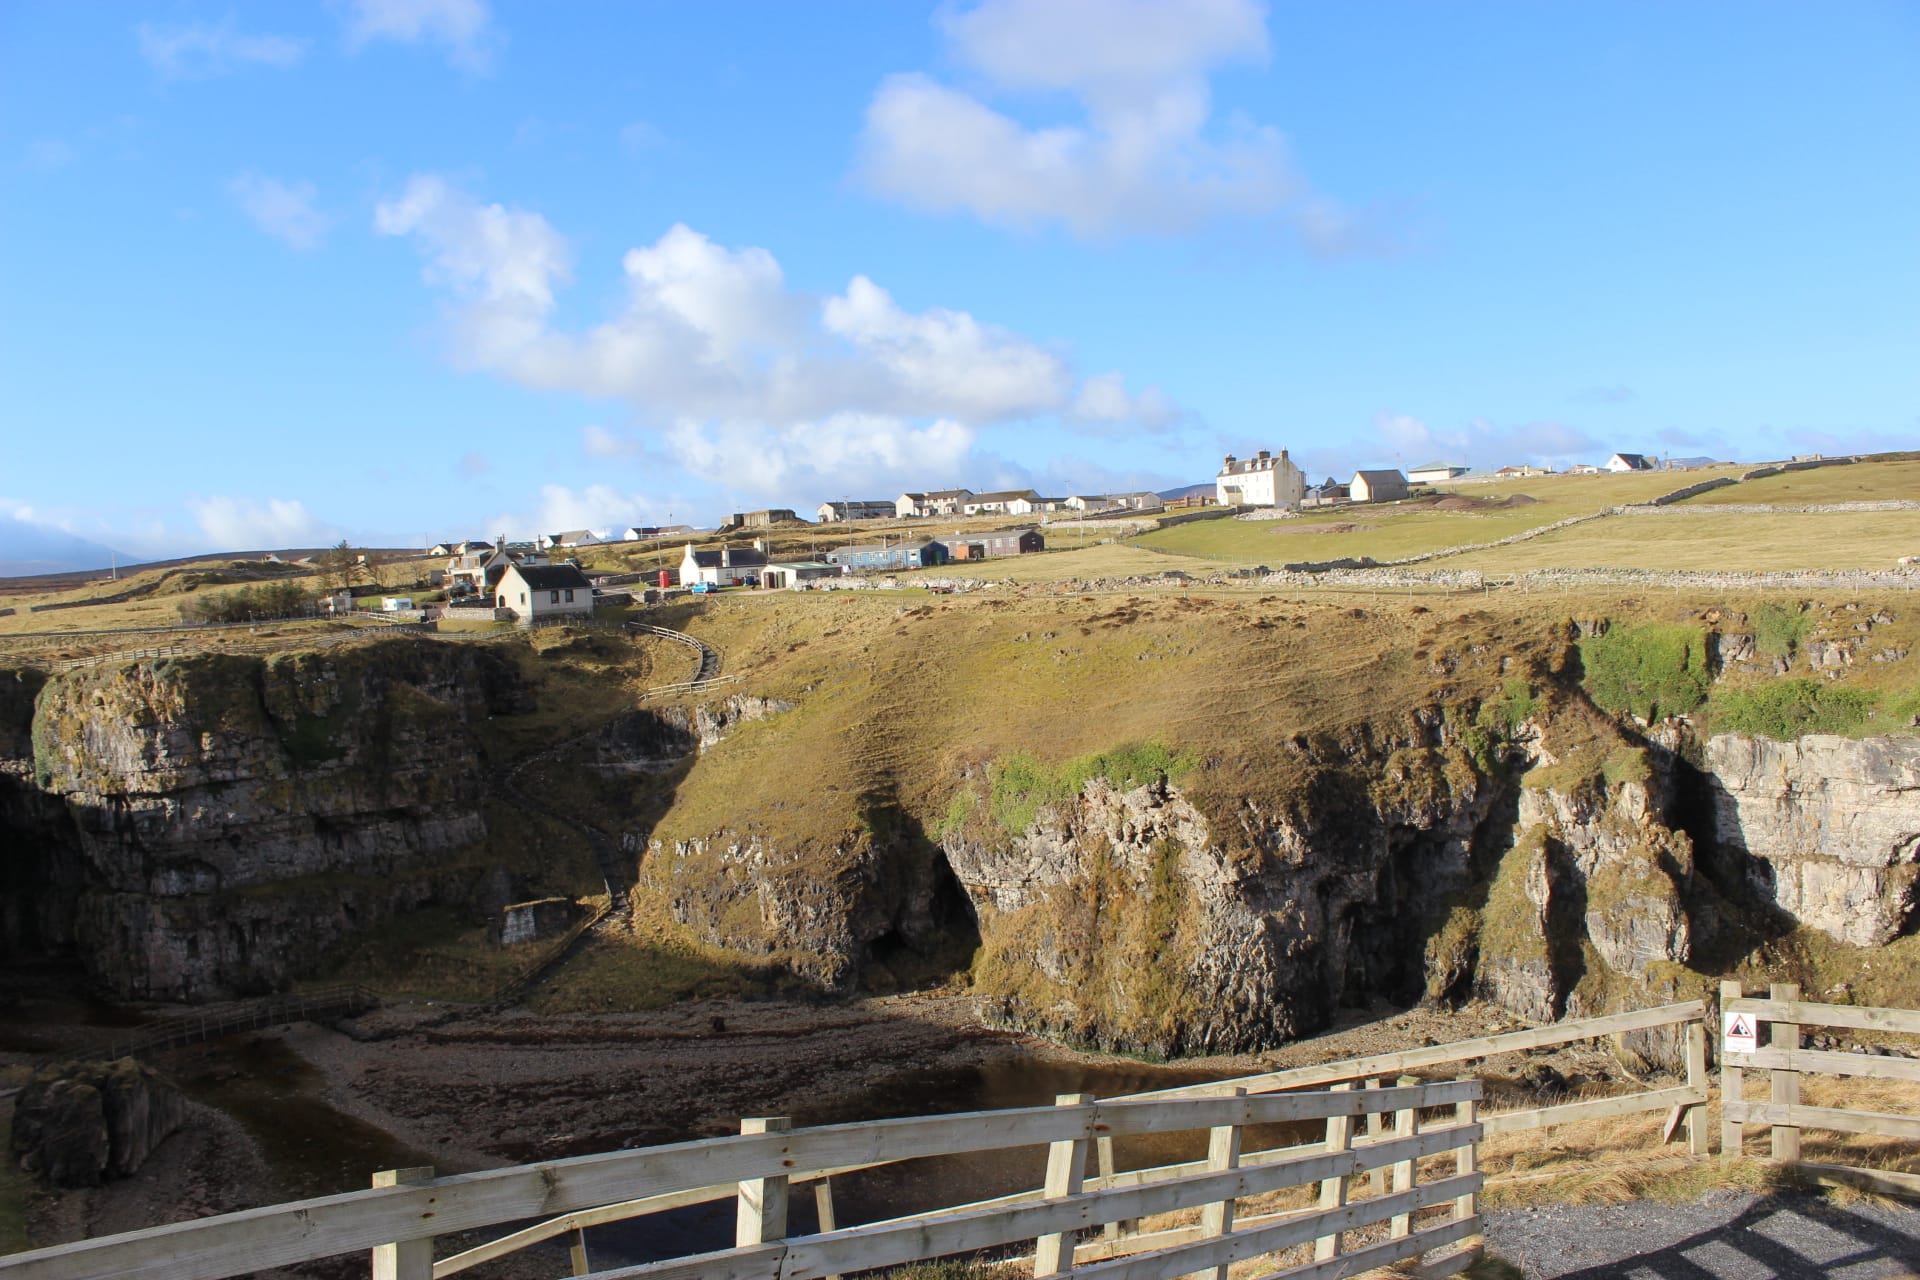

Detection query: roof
xmin=684 ymin=544 xmax=769 ymax=568
xmin=1611 ymin=452 xmax=1654 ymax=468
xmin=1409 ymin=461 xmax=1466 ymax=472
xmin=831 ymin=540 xmax=937 ymax=555
xmin=1353 ymin=469 xmax=1408 ymax=484
xmin=968 ymin=489 xmax=1040 ymax=503
xmin=924 ymin=488 xmax=973 ymax=500
xmin=506 ymin=563 xmax=593 ymax=591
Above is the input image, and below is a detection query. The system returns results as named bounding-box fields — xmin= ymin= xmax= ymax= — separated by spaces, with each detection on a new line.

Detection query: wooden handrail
xmin=0 ymin=1082 xmax=1482 ymax=1280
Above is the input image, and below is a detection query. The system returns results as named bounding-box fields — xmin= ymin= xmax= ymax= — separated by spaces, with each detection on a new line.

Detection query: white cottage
xmin=495 ymin=563 xmax=595 ymax=623
xmin=1216 ymin=449 xmax=1306 ymax=508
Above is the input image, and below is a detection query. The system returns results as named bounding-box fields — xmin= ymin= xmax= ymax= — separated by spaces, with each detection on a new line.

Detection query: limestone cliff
xmin=1704 ymin=732 xmax=1920 ymax=946
xmin=941 ymin=730 xmax=1507 ymax=1057
xmin=4 ymin=640 xmax=531 ymax=999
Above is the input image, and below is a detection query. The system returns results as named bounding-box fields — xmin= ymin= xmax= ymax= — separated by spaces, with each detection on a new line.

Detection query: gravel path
xmin=1486 ymin=1188 xmax=1920 ymax=1278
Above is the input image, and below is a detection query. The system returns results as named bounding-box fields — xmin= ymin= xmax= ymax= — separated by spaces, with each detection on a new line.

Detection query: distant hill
xmin=1155 ymin=483 xmax=1215 ymax=503
xmin=0 ymin=515 xmax=128 ymax=577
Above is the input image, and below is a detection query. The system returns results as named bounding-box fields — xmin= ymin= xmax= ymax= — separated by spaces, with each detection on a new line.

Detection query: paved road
xmin=1486 ymin=1189 xmax=1920 ymax=1278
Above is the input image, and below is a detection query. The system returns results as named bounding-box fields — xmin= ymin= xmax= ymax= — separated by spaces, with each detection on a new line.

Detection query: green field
xmin=1131 ymin=468 xmax=1743 ymax=568
xmin=1680 ymin=457 xmax=1920 ymax=505
xmin=1453 ymin=509 xmax=1919 ymax=572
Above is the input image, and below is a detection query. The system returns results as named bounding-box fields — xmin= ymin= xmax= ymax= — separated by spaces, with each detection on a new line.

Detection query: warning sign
xmin=1724 ymin=1011 xmax=1758 ymax=1055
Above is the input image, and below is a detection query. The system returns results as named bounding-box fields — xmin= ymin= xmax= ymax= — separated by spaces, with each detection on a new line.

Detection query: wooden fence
xmin=92 ymin=985 xmax=379 ymax=1062
xmin=1132 ymin=1000 xmax=1712 ymax=1157
xmin=0 ymin=1081 xmax=1483 ymax=1280
xmin=1721 ymin=980 xmax=1920 ymax=1198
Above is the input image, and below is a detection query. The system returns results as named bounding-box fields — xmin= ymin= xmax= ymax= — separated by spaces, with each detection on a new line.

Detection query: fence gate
xmin=1721 ymin=980 xmax=1920 ymax=1199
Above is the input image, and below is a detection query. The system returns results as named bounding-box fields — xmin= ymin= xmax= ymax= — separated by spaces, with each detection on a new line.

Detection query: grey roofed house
xmin=510 ymin=563 xmax=594 ymax=591
xmin=1662 ymin=456 xmax=1718 ymax=470
xmin=684 ymin=544 xmax=770 ymax=569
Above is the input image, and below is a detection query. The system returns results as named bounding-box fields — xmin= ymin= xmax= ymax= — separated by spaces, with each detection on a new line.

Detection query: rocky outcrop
xmin=1704 ymin=733 xmax=1920 ymax=946
xmin=944 ymin=737 xmax=1506 ymax=1057
xmin=10 ymin=1058 xmax=188 ymax=1187
xmin=4 ymin=640 xmax=531 ymax=999
xmin=639 ymin=799 xmax=965 ymax=991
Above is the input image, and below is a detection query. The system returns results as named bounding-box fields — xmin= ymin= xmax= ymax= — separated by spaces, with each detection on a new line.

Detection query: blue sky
xmin=3 ymin=0 xmax=1915 ymax=558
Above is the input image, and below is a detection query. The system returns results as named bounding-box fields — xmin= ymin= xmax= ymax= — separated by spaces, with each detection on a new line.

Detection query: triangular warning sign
xmin=1729 ymin=1016 xmax=1751 ymax=1037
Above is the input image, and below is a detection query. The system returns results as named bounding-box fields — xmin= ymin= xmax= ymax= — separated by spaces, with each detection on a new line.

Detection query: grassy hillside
xmin=1131 ymin=469 xmax=1737 ymax=568
xmin=1451 ymin=509 xmax=1918 ymax=572
xmin=1680 ymin=457 xmax=1920 ymax=505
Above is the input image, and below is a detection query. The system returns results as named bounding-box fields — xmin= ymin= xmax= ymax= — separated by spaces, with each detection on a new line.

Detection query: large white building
xmin=1216 ymin=449 xmax=1306 ymax=509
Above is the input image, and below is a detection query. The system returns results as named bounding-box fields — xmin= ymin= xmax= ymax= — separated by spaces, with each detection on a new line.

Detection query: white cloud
xmin=24 ymin=140 xmax=76 ymax=170
xmin=855 ymin=0 xmax=1365 ymax=247
xmin=344 ymin=0 xmax=496 ymax=72
xmin=374 ymin=175 xmax=1155 ymax=436
xmin=1069 ymin=371 xmax=1182 ymax=433
xmin=1371 ymin=413 xmax=1600 ymax=469
xmin=188 ymin=497 xmax=338 ymax=550
xmin=619 ymin=120 xmax=663 ymax=155
xmin=137 ymin=20 xmax=305 ymax=79
xmin=668 ymin=414 xmax=978 ymax=502
xmin=489 ymin=484 xmax=671 ymax=543
xmin=228 ymin=174 xmax=332 ymax=251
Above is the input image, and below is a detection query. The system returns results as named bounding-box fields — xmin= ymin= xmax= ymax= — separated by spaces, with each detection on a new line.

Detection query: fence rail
xmin=0 ymin=1082 xmax=1483 ymax=1280
xmin=1721 ymin=980 xmax=1920 ymax=1197
xmin=90 ymin=985 xmax=379 ymax=1061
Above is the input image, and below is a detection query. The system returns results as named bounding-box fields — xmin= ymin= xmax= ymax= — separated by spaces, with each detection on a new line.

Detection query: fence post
xmin=1313 ymin=1082 xmax=1355 ymax=1261
xmin=1198 ymin=1086 xmax=1246 ymax=1280
xmin=1096 ymin=1133 xmax=1134 ymax=1240
xmin=1453 ymin=1092 xmax=1478 ymax=1228
xmin=736 ymin=1117 xmax=791 ymax=1248
xmin=568 ymin=1227 xmax=591 ymax=1276
xmin=1035 ymin=1093 xmax=1092 ymax=1277
xmin=1363 ymin=1077 xmax=1388 ymax=1197
xmin=370 ymin=1166 xmax=435 ymax=1280
xmin=812 ymin=1178 xmax=841 ymax=1280
xmin=1720 ymin=979 xmax=1744 ymax=1161
xmin=1770 ymin=982 xmax=1801 ymax=1170
xmin=1391 ymin=1074 xmax=1419 ymax=1240
xmin=1685 ymin=1018 xmax=1710 ymax=1157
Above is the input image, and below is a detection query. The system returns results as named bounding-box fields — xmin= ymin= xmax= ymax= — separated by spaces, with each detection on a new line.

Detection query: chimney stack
xmin=1223 ymin=453 xmax=1237 ymax=469
xmin=721 ymin=546 xmax=732 ymax=569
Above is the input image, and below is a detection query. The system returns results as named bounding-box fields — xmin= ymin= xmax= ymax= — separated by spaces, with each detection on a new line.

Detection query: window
xmin=564 ymin=589 xmax=575 ymax=602
xmin=519 ymin=592 xmax=527 ymax=604
xmin=550 ymin=590 xmax=560 ymax=604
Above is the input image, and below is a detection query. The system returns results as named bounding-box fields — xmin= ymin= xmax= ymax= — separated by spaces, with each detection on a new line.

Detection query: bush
xmin=1751 ymin=601 xmax=1810 ymax=659
xmin=178 ymin=580 xmax=314 ymax=624
xmin=1578 ymin=623 xmax=1710 ymax=722
xmin=1711 ymin=680 xmax=1881 ymax=739
xmin=986 ymin=742 xmax=1195 ymax=836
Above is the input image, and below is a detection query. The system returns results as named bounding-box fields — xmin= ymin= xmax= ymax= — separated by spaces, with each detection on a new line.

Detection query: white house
xmin=680 ymin=541 xmax=771 ymax=587
xmin=494 ymin=563 xmax=595 ymax=624
xmin=540 ymin=529 xmax=604 ymax=550
xmin=1606 ymin=453 xmax=1655 ymax=472
xmin=816 ymin=500 xmax=896 ymax=523
xmin=963 ymin=489 xmax=1042 ymax=516
xmin=896 ymin=489 xmax=973 ymax=518
xmin=1216 ymin=450 xmax=1306 ymax=508
xmin=1408 ymin=461 xmax=1469 ymax=484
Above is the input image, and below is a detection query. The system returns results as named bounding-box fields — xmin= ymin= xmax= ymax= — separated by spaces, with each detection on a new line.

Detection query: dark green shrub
xmin=1578 ymin=623 xmax=1710 ymax=722
xmin=1711 ymin=680 xmax=1880 ymax=739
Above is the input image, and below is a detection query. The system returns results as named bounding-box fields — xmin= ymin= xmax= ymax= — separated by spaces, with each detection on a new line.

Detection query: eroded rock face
xmin=1705 ymin=733 xmax=1920 ymax=946
xmin=10 ymin=1059 xmax=188 ymax=1188
xmin=944 ymin=743 xmax=1503 ymax=1057
xmin=6 ymin=641 xmax=528 ymax=999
